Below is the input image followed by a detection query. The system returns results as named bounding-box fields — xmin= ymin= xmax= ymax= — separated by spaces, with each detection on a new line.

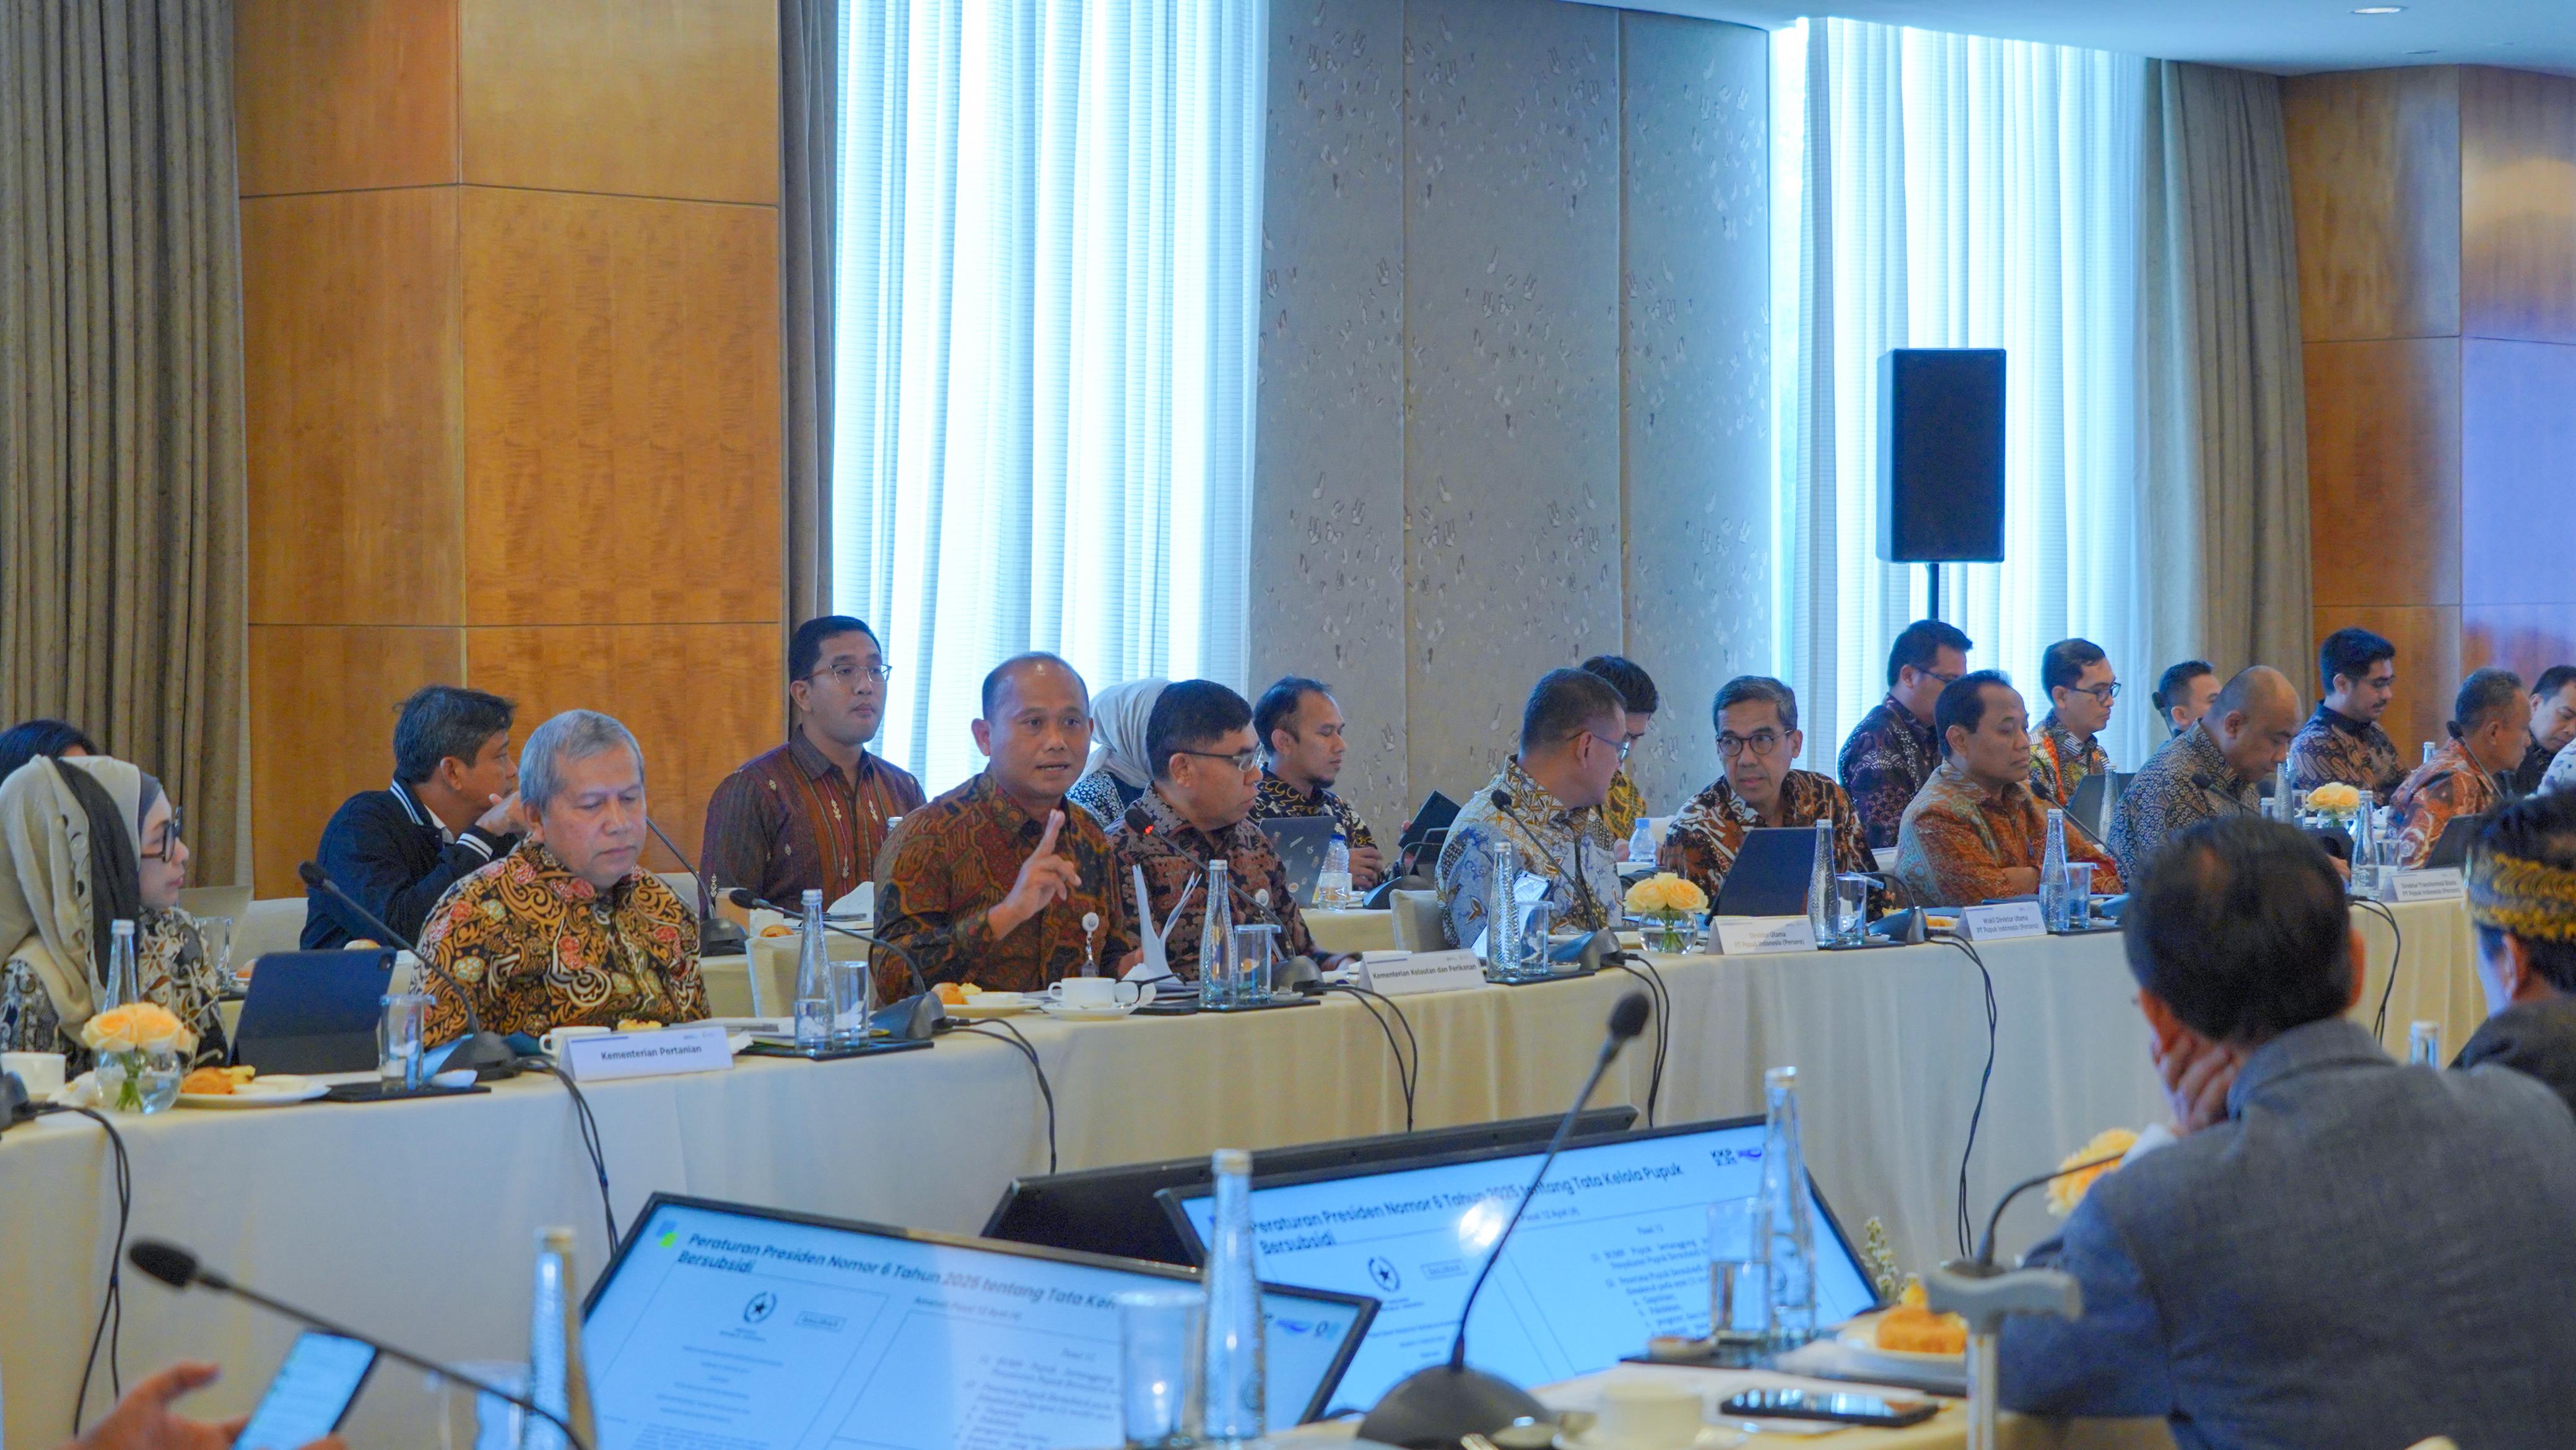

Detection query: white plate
xmin=1033 ymin=999 xmax=1142 ymax=1020
xmin=945 ymin=993 xmax=1040 ymax=1018
xmin=178 ymin=1074 xmax=327 ymax=1109
xmin=1835 ymin=1310 xmax=1967 ymax=1369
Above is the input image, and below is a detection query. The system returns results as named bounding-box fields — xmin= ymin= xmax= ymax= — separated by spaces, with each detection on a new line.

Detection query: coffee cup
xmin=2 ymin=1050 xmax=66 ymax=1099
xmin=1045 ymin=976 xmax=1142 ymax=1011
xmin=539 ymin=1024 xmax=613 ymax=1058
xmin=1588 ymin=1381 xmax=1707 ymax=1449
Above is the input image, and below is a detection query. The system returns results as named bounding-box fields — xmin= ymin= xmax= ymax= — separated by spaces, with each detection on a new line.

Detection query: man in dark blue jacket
xmin=302 ymin=687 xmax=522 ymax=949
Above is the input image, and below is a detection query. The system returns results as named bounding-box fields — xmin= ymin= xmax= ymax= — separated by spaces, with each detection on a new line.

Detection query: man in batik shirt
xmin=420 ymin=710 xmax=704 ymax=1044
xmin=2394 ymin=669 xmax=2530 ymax=869
xmin=2029 ymin=638 xmax=2118 ymax=809
xmin=1660 ymin=677 xmax=1873 ymax=903
xmin=2289 ymin=627 xmax=2407 ymax=798
xmin=1247 ymin=676 xmax=1384 ymax=888
xmin=1440 ymin=671 xmax=1629 ymax=951
xmin=2109 ymin=667 xmax=2300 ymax=883
xmin=1840 ymin=620 xmax=1973 ymax=850
xmin=1581 ymin=655 xmax=1662 ymax=852
xmin=1897 ymin=674 xmax=2121 ymax=907
xmin=2507 ymin=667 xmax=2576 ymax=797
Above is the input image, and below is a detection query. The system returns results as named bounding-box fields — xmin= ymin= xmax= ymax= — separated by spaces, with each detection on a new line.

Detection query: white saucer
xmin=946 ymin=992 xmax=1040 ymax=1018
xmin=178 ymin=1074 xmax=327 ymax=1109
xmin=1034 ymin=999 xmax=1142 ymax=1020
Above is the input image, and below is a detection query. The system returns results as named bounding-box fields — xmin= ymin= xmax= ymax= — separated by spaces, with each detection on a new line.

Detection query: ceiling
xmin=1586 ymin=0 xmax=2576 ymax=77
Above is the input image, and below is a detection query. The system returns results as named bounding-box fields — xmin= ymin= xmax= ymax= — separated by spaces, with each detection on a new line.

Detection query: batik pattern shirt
xmin=2509 ymin=734 xmax=2559 ymax=797
xmin=2028 ymin=714 xmax=2112 ymax=810
xmin=701 ymin=734 xmax=925 ymax=910
xmin=2107 ymin=724 xmax=2260 ymax=883
xmin=1840 ymin=696 xmax=1941 ymax=850
xmin=2548 ymin=740 xmax=2576 ymax=797
xmin=1656 ymin=770 xmax=1875 ymax=905
xmin=1599 ymin=770 xmax=1648 ymax=846
xmin=418 ymin=842 xmax=703 ymax=1044
xmin=0 ymin=908 xmax=230 ymax=1072
xmin=1250 ymin=768 xmax=1378 ymax=853
xmin=1895 ymin=761 xmax=2122 ymax=908
xmin=1435 ymin=758 xmax=1621 ymax=950
xmin=2392 ymin=739 xmax=2505 ymax=869
xmin=1066 ymin=770 xmax=1146 ymax=832
xmin=2287 ymin=706 xmax=2406 ymax=799
xmin=874 ymin=773 xmax=1136 ymax=997
xmin=1113 ymin=787 xmax=1319 ymax=979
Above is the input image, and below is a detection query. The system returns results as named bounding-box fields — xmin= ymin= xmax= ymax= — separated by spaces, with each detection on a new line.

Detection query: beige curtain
xmin=0 ymin=1 xmax=248 ymax=883
xmin=2135 ymin=60 xmax=2315 ymax=697
xmin=781 ymin=0 xmax=840 ymax=630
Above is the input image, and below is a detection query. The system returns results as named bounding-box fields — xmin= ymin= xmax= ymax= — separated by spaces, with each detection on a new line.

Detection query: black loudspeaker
xmin=1878 ymin=348 xmax=2006 ymax=563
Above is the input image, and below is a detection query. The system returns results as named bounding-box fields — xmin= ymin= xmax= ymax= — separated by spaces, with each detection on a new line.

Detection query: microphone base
xmin=446 ymin=1030 xmax=523 ymax=1082
xmin=1359 ymin=1364 xmax=1550 ymax=1450
xmin=699 ymin=915 xmax=748 ymax=955
xmin=870 ymin=992 xmax=945 ymax=1041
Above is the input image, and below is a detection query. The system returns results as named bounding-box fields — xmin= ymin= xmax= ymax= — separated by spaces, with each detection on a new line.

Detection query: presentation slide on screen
xmin=1182 ymin=1126 xmax=1879 ymax=1407
xmin=582 ymin=1204 xmax=1360 ymax=1450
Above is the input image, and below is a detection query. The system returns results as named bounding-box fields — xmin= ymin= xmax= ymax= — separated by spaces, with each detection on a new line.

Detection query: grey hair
xmin=1713 ymin=675 xmax=1799 ymax=736
xmin=2453 ymin=667 xmax=2526 ymax=739
xmin=519 ymin=709 xmax=644 ymax=815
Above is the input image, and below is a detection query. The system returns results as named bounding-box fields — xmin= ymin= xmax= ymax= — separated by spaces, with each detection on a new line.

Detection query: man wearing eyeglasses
xmin=702 ymin=615 xmax=925 ymax=911
xmin=1437 ymin=669 xmax=1630 ymax=952
xmin=1840 ymin=619 xmax=1975 ymax=850
xmin=1658 ymin=677 xmax=1874 ymax=903
xmin=1113 ymin=680 xmax=1339 ymax=978
xmin=2029 ymin=638 xmax=2120 ymax=810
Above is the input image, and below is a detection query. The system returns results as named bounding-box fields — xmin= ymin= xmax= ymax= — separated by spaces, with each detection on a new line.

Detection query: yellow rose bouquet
xmin=81 ymin=1002 xmax=196 ymax=1114
xmin=2045 ymin=1127 xmax=2139 ymax=1217
xmin=1622 ymin=872 xmax=1708 ymax=953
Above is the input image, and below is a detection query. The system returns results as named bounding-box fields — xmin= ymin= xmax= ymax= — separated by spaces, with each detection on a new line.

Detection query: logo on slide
xmin=1368 ymin=1256 xmax=1403 ymax=1293
xmin=658 ymin=1228 xmax=680 ymax=1249
xmin=745 ymin=1291 xmax=779 ymax=1323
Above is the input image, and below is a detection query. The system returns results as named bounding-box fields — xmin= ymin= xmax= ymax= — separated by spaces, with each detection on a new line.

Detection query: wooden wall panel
xmin=459 ymin=0 xmax=778 ymax=204
xmin=464 ymin=625 xmax=784 ymax=869
xmin=2461 ymin=67 xmax=2576 ymax=345
xmin=249 ymin=627 xmax=466 ymax=896
xmin=461 ymin=188 xmax=781 ymax=627
xmin=244 ymin=189 xmax=464 ymax=627
xmin=2464 ymin=606 xmax=2576 ymax=685
xmin=2302 ymin=338 xmax=2461 ymax=609
xmin=2282 ymin=68 xmax=2461 ymax=344
xmin=235 ymin=0 xmax=458 ymax=196
xmin=2311 ymin=606 xmax=2460 ymax=762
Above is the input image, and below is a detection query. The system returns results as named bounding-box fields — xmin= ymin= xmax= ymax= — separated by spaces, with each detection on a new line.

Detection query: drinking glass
xmin=1832 ymin=875 xmax=1873 ymax=945
xmin=379 ymin=991 xmax=431 ymax=1092
xmin=196 ymin=915 xmax=235 ymax=983
xmin=1707 ymin=1196 xmax=1769 ymax=1344
xmin=2063 ymin=863 xmax=2095 ymax=930
xmin=830 ymin=957 xmax=872 ymax=1048
xmin=1118 ymin=1288 xmax=1206 ymax=1448
xmin=1229 ymin=924 xmax=1281 ymax=1002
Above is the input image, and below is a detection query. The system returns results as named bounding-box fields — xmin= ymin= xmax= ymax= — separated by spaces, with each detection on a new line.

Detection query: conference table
xmin=0 ymin=899 xmax=2472 ymax=1446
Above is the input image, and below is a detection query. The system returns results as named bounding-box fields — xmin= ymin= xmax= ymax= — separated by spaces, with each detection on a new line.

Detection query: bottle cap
xmin=1213 ymin=1147 xmax=1252 ymax=1176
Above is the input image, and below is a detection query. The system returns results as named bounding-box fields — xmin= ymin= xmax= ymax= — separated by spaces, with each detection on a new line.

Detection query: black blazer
xmin=300 ymin=781 xmax=518 ymax=950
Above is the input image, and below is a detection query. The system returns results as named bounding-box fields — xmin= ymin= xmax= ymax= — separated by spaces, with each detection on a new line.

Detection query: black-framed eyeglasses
xmin=141 ymin=805 xmax=185 ymax=862
xmin=1925 ymin=669 xmax=1964 ymax=685
xmin=809 ymin=661 xmax=893 ymax=688
xmin=1178 ymin=747 xmax=1263 ymax=775
xmin=2076 ymin=681 xmax=2124 ymax=705
xmin=1717 ymin=731 xmax=1786 ymax=760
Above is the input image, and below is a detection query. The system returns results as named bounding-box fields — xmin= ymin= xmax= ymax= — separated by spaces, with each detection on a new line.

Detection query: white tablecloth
xmin=0 ymin=901 xmax=2469 ymax=1445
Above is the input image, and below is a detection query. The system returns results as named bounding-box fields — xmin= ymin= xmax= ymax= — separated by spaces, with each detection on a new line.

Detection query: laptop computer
xmin=1260 ymin=815 xmax=1338 ymax=906
xmin=230 ymin=950 xmax=396 ymax=1074
xmin=1715 ymin=827 xmax=1817 ymax=918
xmin=2066 ymin=770 xmax=2134 ymax=843
xmin=585 ymin=1195 xmax=1378 ymax=1441
xmin=2422 ymin=811 xmax=2491 ymax=870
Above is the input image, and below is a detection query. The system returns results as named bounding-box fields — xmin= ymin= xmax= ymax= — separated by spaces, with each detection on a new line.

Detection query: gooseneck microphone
xmin=645 ymin=817 xmax=747 ymax=955
xmin=128 ymin=1239 xmax=591 ymax=1450
xmin=725 ymin=887 xmax=942 ymax=1041
xmin=1361 ymin=993 xmax=1655 ymax=1449
xmin=1972 ymin=1147 xmax=2127 ymax=1268
xmin=297 ymin=861 xmax=518 ymax=1081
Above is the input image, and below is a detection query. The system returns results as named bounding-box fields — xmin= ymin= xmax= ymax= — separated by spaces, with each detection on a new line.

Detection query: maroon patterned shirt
xmin=701 ymin=732 xmax=925 ymax=910
xmin=1839 ymin=695 xmax=1941 ymax=850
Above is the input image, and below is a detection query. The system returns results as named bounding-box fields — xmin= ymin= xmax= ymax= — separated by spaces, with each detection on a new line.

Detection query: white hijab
xmin=1086 ymin=678 xmax=1169 ymax=790
xmin=0 ymin=754 xmax=147 ymax=1026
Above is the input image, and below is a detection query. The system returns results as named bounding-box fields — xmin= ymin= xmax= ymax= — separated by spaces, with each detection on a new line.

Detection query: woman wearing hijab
xmin=0 ymin=755 xmax=228 ymax=1071
xmin=1066 ymin=677 xmax=1168 ymax=830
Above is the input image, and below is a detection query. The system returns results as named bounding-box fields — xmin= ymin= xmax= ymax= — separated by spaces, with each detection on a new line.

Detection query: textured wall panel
xmin=1250 ymin=0 xmax=1411 ymax=840
xmin=1617 ymin=12 xmax=1771 ymax=813
xmin=1400 ymin=0 xmax=1624 ymax=805
xmin=2303 ymin=337 xmax=2460 ymax=609
xmin=249 ymin=627 xmax=465 ymax=896
xmin=2461 ymin=66 xmax=2576 ymax=345
xmin=235 ymin=0 xmax=459 ymax=196
xmin=2281 ymin=68 xmax=2461 ymax=345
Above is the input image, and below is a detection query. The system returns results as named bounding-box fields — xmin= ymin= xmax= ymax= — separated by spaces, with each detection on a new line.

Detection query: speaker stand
xmin=1925 ymin=562 xmax=1943 ymax=622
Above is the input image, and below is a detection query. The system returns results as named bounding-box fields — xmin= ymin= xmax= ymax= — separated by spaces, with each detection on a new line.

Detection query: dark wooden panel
xmin=2461 ymin=338 xmax=2576 ymax=606
xmin=2281 ymin=68 xmax=2461 ymax=344
xmin=2461 ymin=66 xmax=2576 ymax=345
xmin=2304 ymin=338 xmax=2460 ymax=609
xmin=243 ymin=189 xmax=463 ymax=627
xmin=461 ymin=188 xmax=781 ymax=627
xmin=250 ymin=627 xmax=466 ymax=896
xmin=235 ymin=0 xmax=459 ymax=196
xmin=2312 ymin=606 xmax=2460 ymax=763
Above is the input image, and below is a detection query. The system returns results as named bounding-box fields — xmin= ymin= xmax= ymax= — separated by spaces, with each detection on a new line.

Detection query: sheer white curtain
xmin=1773 ymin=20 xmax=2156 ymax=770
xmin=832 ymin=0 xmax=1264 ymax=790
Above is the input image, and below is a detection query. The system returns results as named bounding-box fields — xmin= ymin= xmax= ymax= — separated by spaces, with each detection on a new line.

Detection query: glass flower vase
xmin=96 ymin=1046 xmax=183 ymax=1114
xmin=1646 ymin=912 xmax=1694 ymax=955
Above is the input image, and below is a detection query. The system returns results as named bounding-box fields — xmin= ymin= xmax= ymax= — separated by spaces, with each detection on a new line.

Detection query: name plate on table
xmin=1957 ymin=901 xmax=2046 ymax=942
xmin=560 ymin=1024 xmax=734 ymax=1083
xmin=1357 ymin=950 xmax=1487 ymax=999
xmin=1708 ymin=916 xmax=1816 ymax=956
xmin=2386 ymin=867 xmax=2465 ymax=904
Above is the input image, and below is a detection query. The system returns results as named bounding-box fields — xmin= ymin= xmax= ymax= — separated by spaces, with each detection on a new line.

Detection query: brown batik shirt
xmin=701 ymin=732 xmax=926 ymax=910
xmin=872 ymin=773 xmax=1136 ymax=997
xmin=1114 ymin=785 xmax=1320 ymax=979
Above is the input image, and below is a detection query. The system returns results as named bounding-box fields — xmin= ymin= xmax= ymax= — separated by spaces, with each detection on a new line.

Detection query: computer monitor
xmin=983 ymin=1108 xmax=1640 ymax=1265
xmin=585 ymin=1196 xmax=1378 ymax=1448
xmin=1157 ymin=1117 xmax=1881 ymax=1411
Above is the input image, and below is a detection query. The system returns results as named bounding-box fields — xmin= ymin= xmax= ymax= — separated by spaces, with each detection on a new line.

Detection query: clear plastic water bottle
xmin=1318 ymin=829 xmax=1353 ymax=910
xmin=103 ymin=918 xmax=138 ymax=1012
xmin=1198 ymin=859 xmax=1235 ymax=1009
xmin=520 ymin=1226 xmax=596 ymax=1450
xmin=1627 ymin=815 xmax=1656 ymax=864
xmin=1806 ymin=818 xmax=1835 ymax=944
xmin=1486 ymin=837 xmax=1523 ymax=979
xmin=2409 ymin=1020 xmax=2442 ymax=1066
xmin=2272 ymin=762 xmax=2294 ymax=822
xmin=2351 ymin=791 xmax=2379 ymax=890
xmin=1759 ymin=1066 xmax=1817 ymax=1343
xmin=793 ymin=888 xmax=830 ymax=1049
xmin=1200 ymin=1148 xmax=1266 ymax=1442
xmin=2423 ymin=741 xmax=2437 ymax=766
xmin=2040 ymin=808 xmax=2071 ymax=931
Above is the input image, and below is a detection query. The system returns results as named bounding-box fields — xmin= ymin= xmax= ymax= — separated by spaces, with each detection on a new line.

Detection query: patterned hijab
xmin=1086 ymin=678 xmax=1169 ymax=791
xmin=0 ymin=755 xmax=152 ymax=1025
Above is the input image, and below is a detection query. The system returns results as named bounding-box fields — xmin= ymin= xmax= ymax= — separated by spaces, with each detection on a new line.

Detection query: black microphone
xmin=1362 ymin=992 xmax=1653 ymax=1449
xmin=129 ymin=1239 xmax=591 ymax=1450
xmin=645 ymin=817 xmax=747 ymax=955
xmin=725 ymin=887 xmax=941 ymax=1041
xmin=297 ymin=861 xmax=517 ymax=1080
xmin=1972 ymin=1147 xmax=2127 ymax=1269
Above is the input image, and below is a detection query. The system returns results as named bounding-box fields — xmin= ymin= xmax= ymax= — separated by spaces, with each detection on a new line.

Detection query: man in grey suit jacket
xmin=2003 ymin=815 xmax=2576 ymax=1449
